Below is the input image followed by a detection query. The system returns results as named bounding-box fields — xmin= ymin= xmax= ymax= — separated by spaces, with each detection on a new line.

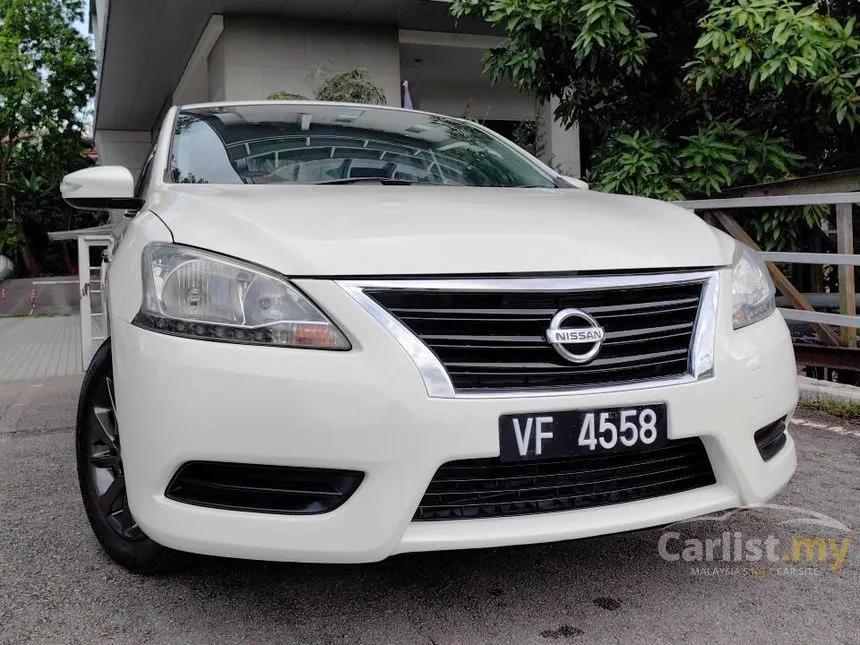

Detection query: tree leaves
xmin=451 ymin=0 xmax=858 ymax=250
xmin=686 ymin=1 xmax=859 ymax=128
xmin=586 ymin=130 xmax=686 ymax=202
xmin=314 ymin=69 xmax=387 ymax=104
xmin=0 ymin=0 xmax=96 ymax=270
xmin=451 ymin=0 xmax=656 ymax=106
xmin=587 ymin=120 xmax=807 ymax=205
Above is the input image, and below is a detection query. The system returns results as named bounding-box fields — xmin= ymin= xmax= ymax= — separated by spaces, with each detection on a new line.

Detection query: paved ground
xmin=0 ymin=376 xmax=858 ymax=645
xmin=0 ymin=277 xmax=80 ymax=316
xmin=0 ymin=316 xmax=82 ymax=382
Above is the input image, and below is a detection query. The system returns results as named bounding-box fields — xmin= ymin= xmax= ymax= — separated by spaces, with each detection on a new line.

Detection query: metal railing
xmin=674 ymin=193 xmax=858 ymax=347
xmin=77 ymin=234 xmax=113 ymax=369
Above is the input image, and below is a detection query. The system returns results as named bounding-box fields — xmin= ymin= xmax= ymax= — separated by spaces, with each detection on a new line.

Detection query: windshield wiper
xmin=313 ymin=177 xmax=415 ymax=185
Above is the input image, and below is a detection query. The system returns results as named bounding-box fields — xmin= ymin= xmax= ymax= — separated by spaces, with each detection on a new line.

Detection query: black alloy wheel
xmin=76 ymin=339 xmax=185 ymax=573
xmin=85 ymin=369 xmax=143 ymax=540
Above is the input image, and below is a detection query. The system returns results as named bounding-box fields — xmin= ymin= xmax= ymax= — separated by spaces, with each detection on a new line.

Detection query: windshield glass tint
xmin=167 ymin=104 xmax=554 ymax=187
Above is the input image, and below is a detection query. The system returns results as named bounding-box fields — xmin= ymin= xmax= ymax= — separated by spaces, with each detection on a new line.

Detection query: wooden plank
xmin=779 ymin=308 xmax=860 ymax=327
xmin=676 ymin=192 xmax=860 ymax=210
xmin=756 ymin=251 xmax=860 ymax=265
xmin=793 ymin=343 xmax=860 ymax=371
xmin=811 ymin=229 xmax=826 ymax=293
xmin=721 ymin=168 xmax=860 ymax=198
xmin=836 ymin=203 xmax=857 ymax=346
xmin=712 ymin=210 xmax=842 ymax=347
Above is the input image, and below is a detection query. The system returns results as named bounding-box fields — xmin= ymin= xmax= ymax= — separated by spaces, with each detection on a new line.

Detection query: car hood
xmin=149 ymin=184 xmax=734 ymax=276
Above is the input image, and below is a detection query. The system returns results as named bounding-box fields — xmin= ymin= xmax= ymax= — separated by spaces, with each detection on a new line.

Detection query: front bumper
xmin=111 ymin=277 xmax=798 ymax=563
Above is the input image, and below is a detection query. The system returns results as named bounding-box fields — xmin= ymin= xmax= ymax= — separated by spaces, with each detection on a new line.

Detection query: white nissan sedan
xmin=62 ymin=102 xmax=797 ymax=573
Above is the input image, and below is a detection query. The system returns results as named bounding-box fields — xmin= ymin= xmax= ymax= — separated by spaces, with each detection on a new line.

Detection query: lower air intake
xmin=413 ymin=438 xmax=715 ymax=521
xmin=754 ymin=417 xmax=788 ymax=461
xmin=166 ymin=462 xmax=364 ymax=515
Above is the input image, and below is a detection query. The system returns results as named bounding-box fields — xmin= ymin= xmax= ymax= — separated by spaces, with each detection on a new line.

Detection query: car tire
xmin=76 ymin=339 xmax=186 ymax=574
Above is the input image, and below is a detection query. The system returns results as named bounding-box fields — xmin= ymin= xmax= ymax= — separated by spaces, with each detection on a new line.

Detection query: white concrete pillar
xmin=173 ymin=15 xmax=223 ymax=106
xmin=537 ymin=98 xmax=582 ymax=178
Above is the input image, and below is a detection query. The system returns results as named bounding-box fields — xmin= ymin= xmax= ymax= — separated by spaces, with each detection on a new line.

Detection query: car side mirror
xmin=560 ymin=175 xmax=589 ymax=190
xmin=60 ymin=166 xmax=143 ymax=211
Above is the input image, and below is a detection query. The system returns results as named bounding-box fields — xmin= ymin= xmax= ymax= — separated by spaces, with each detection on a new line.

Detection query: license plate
xmin=499 ymin=404 xmax=668 ymax=462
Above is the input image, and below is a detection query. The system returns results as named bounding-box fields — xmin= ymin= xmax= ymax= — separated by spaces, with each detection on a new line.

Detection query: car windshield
xmin=167 ymin=103 xmax=556 ymax=188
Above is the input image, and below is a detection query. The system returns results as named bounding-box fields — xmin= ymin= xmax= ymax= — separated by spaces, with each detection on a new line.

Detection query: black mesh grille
xmin=413 ymin=438 xmax=715 ymax=521
xmin=366 ymin=282 xmax=704 ymax=392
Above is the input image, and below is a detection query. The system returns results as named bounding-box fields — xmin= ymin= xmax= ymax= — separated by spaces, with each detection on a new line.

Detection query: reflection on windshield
xmin=167 ymin=105 xmax=555 ymax=188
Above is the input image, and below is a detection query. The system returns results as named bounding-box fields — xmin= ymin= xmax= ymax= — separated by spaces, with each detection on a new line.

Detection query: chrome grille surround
xmin=338 ymin=270 xmax=721 ymax=399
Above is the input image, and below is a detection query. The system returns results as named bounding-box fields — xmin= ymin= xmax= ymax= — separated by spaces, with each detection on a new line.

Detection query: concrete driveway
xmin=0 ymin=376 xmax=858 ymax=645
xmin=0 ymin=277 xmax=80 ymax=316
xmin=0 ymin=316 xmax=81 ymax=382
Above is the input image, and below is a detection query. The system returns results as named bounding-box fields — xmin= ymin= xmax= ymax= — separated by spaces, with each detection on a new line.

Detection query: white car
xmin=62 ymin=102 xmax=797 ymax=573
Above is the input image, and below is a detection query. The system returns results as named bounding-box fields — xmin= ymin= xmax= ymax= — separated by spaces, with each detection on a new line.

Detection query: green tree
xmin=450 ymin=0 xmax=860 ymax=249
xmin=314 ymin=69 xmax=387 ymax=104
xmin=0 ymin=0 xmax=96 ymax=274
xmin=267 ymin=68 xmax=387 ymax=105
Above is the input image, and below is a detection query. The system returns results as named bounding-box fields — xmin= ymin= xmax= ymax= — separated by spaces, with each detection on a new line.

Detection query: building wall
xmin=209 ymin=36 xmax=227 ymax=102
xmin=173 ymin=59 xmax=210 ymax=106
xmin=91 ymin=16 xmax=580 ymax=179
xmin=209 ymin=17 xmax=401 ymax=105
xmin=412 ymin=83 xmax=534 ymax=121
xmin=93 ymin=130 xmax=151 ymax=180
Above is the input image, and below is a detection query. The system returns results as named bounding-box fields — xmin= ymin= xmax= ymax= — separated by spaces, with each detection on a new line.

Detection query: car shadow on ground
xmin=110 ymin=501 xmax=855 ymax=643
xmin=119 ymin=529 xmax=678 ymax=641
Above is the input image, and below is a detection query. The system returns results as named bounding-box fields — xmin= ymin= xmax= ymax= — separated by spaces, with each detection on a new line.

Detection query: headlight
xmin=731 ymin=243 xmax=775 ymax=329
xmin=133 ymin=244 xmax=350 ymax=349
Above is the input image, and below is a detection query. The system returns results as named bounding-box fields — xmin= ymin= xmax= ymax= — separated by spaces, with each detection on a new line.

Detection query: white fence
xmin=675 ymin=193 xmax=858 ymax=346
